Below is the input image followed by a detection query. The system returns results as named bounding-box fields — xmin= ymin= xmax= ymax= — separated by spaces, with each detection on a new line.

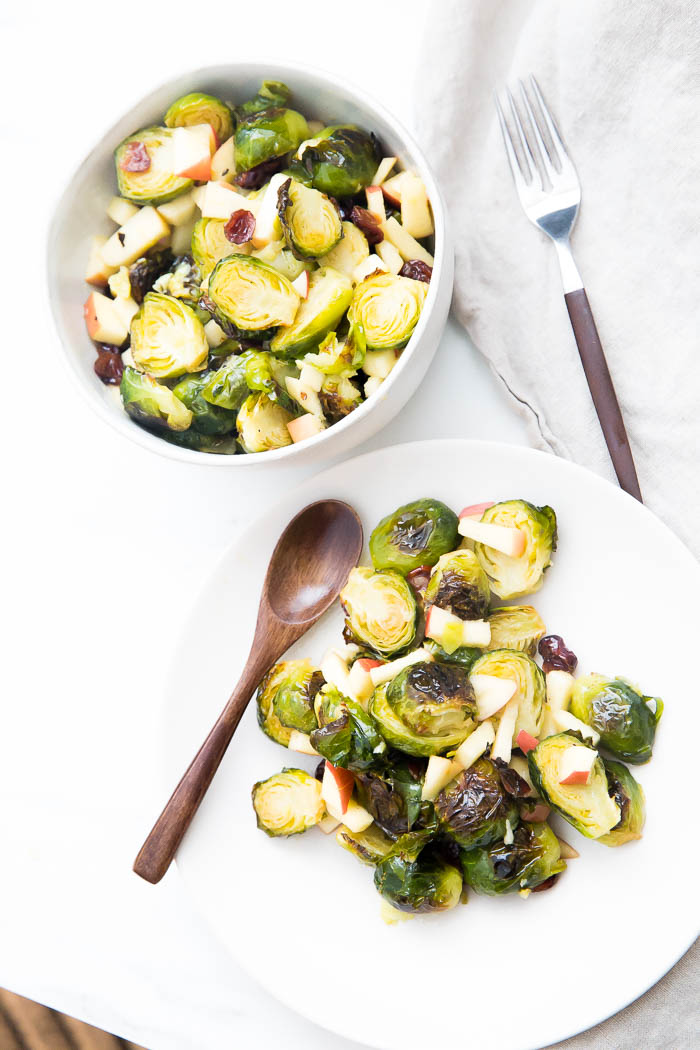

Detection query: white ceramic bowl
xmin=47 ymin=62 xmax=454 ymax=467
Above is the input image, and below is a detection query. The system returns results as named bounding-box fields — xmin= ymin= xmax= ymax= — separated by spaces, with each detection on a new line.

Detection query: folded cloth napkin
xmin=415 ymin=0 xmax=700 ymax=558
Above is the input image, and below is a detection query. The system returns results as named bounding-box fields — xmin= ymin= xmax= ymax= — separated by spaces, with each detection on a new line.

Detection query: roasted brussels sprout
xmin=460 ymin=821 xmax=565 ymax=895
xmin=486 ymin=605 xmax=546 ymax=655
xmin=469 ymin=650 xmax=546 ymax=739
xmin=305 ymin=329 xmax=365 ymax=375
xmin=269 ymin=267 xmax=353 ymax=357
xmin=128 ymin=250 xmax=174 ymax=304
xmin=162 ymin=430 xmax=238 ymax=455
xmin=528 ymin=733 xmax=621 ymax=839
xmin=191 ymin=218 xmax=237 ymax=278
xmin=435 ymin=757 xmax=519 ymax=850
xmin=252 ymin=768 xmax=324 ymax=837
xmin=474 ymin=500 xmax=557 ymax=600
xmin=152 ymin=256 xmax=203 ymax=310
xmin=310 ymin=687 xmax=385 ymax=771
xmin=115 ymin=127 xmax=192 ymax=205
xmin=171 ymin=373 xmax=237 ymax=435
xmin=319 ymin=374 xmax=362 ymax=422
xmin=348 ymin=273 xmax=428 ymax=351
xmin=369 ymin=499 xmax=460 ymax=575
xmin=387 ymin=661 xmax=476 ymax=739
xmin=269 ymin=659 xmax=323 ymax=734
xmin=130 ymin=292 xmax=208 ymax=379
xmin=569 ymin=674 xmax=662 ymax=764
xmin=208 ymin=255 xmax=300 ymax=333
xmin=297 ymin=125 xmax=379 ymax=197
xmin=598 ymin=760 xmax=646 ymax=846
xmin=243 ymin=350 xmax=296 ymax=411
xmin=255 ymin=661 xmax=312 ymax=746
xmin=424 ymin=640 xmax=483 ymax=673
xmin=120 ymin=366 xmax=192 ymax=432
xmin=236 ymin=393 xmax=293 ymax=453
xmin=201 ymin=351 xmax=252 ymax=411
xmin=424 ymin=549 xmax=491 ymax=621
xmin=234 ymin=95 xmax=309 ymax=173
xmin=278 ymin=178 xmax=342 ymax=259
xmin=374 ymin=831 xmax=462 ymax=914
xmin=354 ymin=760 xmax=426 ymax=836
xmin=340 ymin=566 xmax=417 ymax=657
xmin=370 ymin=684 xmax=471 ymax=758
xmin=164 ymin=92 xmax=233 ymax=144
xmin=236 ymin=80 xmax=291 ymax=118
xmin=336 ymin=822 xmax=394 ymax=864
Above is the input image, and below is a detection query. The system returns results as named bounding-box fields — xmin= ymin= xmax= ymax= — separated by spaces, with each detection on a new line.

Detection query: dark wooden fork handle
xmin=564 ymin=288 xmax=642 ymax=502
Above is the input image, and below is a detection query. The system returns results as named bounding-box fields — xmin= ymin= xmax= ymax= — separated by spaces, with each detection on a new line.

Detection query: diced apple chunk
xmin=546 ymin=670 xmax=575 ymax=712
xmin=365 ymin=376 xmax=383 ymax=397
xmin=353 ymin=254 xmax=388 ymax=284
xmin=369 ymin=648 xmax=433 ymax=686
xmin=200 ymin=181 xmax=251 ymax=220
xmin=210 ymin=135 xmax=235 ymax=182
xmin=101 ymin=206 xmax=171 ymax=268
xmin=381 ymin=172 xmax=408 ymax=206
xmin=171 ymin=124 xmax=215 ymax=180
xmin=363 ymin=349 xmax=397 ymax=379
xmin=321 ymin=762 xmax=354 ymax=817
xmin=83 ymin=292 xmax=129 ymax=346
xmin=457 ymin=516 xmax=527 ymax=557
xmin=157 ymin=189 xmax=196 ymax=226
xmin=286 ymin=376 xmax=323 ymax=418
xmin=341 ymin=797 xmax=374 ymax=833
xmin=400 ymin=174 xmax=434 ymax=238
xmin=425 ymin=605 xmax=491 ymax=649
xmin=422 ymin=755 xmax=462 ymax=801
xmin=204 ymin=319 xmax=227 ymax=348
xmin=85 ymin=236 xmax=118 ymax=287
xmin=320 ymin=649 xmax=352 ymax=692
xmin=365 ymin=185 xmax=386 ymax=223
xmin=291 ymin=271 xmax=310 ymax=298
xmin=375 ymin=239 xmax=404 ymax=274
xmin=558 ymin=744 xmax=597 ymax=786
xmin=372 ymin=157 xmax=397 ymax=186
xmin=552 ymin=709 xmax=600 ymax=746
xmin=251 ymin=173 xmax=288 ymax=248
xmin=170 ymin=218 xmax=196 ymax=255
xmin=112 ymin=296 xmax=139 ymax=329
xmin=318 ymin=813 xmax=341 ymax=834
xmin=287 ymin=413 xmax=326 ymax=444
xmin=287 ymin=730 xmax=319 ymax=756
xmin=381 ymin=217 xmax=434 ymax=266
xmin=471 ymin=674 xmax=518 ymax=721
xmin=298 ymin=363 xmax=324 ymax=391
xmin=490 ymin=697 xmax=519 ymax=763
xmin=106 ymin=197 xmax=139 ymax=226
xmin=453 ymin=720 xmax=495 ymax=771
xmin=346 ymin=659 xmax=379 ymax=707
xmin=459 ymin=502 xmax=495 ymax=520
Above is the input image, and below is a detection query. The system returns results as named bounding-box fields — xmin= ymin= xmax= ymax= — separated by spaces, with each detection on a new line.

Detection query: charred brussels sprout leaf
xmin=370 ymin=684 xmax=471 ymax=757
xmin=424 ymin=640 xmax=483 ymax=673
xmin=278 ymin=178 xmax=342 ymax=259
xmin=599 ymin=759 xmax=646 ymax=846
xmin=164 ymin=92 xmax=233 ymax=144
xmin=256 ymin=661 xmax=312 ymax=746
xmin=435 ymin=757 xmax=519 ymax=850
xmin=348 ymin=273 xmax=427 ymax=351
xmin=130 ymin=292 xmax=208 ymax=379
xmin=153 ymin=256 xmax=203 ymax=312
xmin=374 ymin=831 xmax=462 ymax=914
xmin=115 ymin=127 xmax=192 ymax=205
xmin=470 ymin=650 xmax=546 ymax=740
xmin=340 ymin=566 xmax=417 ymax=657
xmin=354 ymin=760 xmax=426 ymax=836
xmin=162 ymin=430 xmax=238 ymax=455
xmin=268 ymin=659 xmax=323 ymax=734
xmin=486 ymin=605 xmax=546 ymax=655
xmin=244 ymin=351 xmax=296 ymax=412
xmin=208 ymin=255 xmax=300 ymax=333
xmin=387 ymin=661 xmax=476 ymax=739
xmin=305 ymin=329 xmax=365 ymax=376
xmin=269 ymin=267 xmax=353 ymax=358
xmin=128 ymin=250 xmax=174 ymax=304
xmin=236 ymin=80 xmax=292 ymax=119
xmin=252 ymin=768 xmax=324 ymax=837
xmin=234 ymin=100 xmax=309 ymax=173
xmin=120 ymin=366 xmax=192 ymax=432
xmin=201 ymin=351 xmax=252 ymax=411
xmin=475 ymin=500 xmax=557 ymax=600
xmin=171 ymin=373 xmax=237 ymax=435
xmin=336 ymin=822 xmax=394 ymax=865
xmin=369 ymin=498 xmax=460 ymax=575
xmin=425 ymin=549 xmax=491 ymax=621
xmin=236 ymin=393 xmax=293 ymax=453
xmin=569 ymin=674 xmax=662 ymax=764
xmin=528 ymin=733 xmax=621 ymax=839
xmin=299 ymin=125 xmax=379 ymax=197
xmin=191 ymin=218 xmax=238 ymax=278
xmin=319 ymin=374 xmax=362 ymax=422
xmin=310 ymin=687 xmax=385 ymax=771
xmin=461 ymin=821 xmax=565 ymax=895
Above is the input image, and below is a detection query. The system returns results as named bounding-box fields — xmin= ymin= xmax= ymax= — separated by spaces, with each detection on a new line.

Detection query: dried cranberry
xmin=538 ymin=635 xmax=578 ymax=674
xmin=224 ymin=209 xmax=256 ymax=244
xmin=532 ymin=874 xmax=560 ymax=893
xmin=314 ymin=759 xmax=326 ymax=782
xmin=400 ymin=260 xmax=432 ymax=283
xmin=94 ymin=349 xmax=124 ymax=385
xmin=332 ymin=197 xmax=355 ymax=222
xmin=119 ymin=141 xmax=150 ymax=172
xmin=497 ymin=765 xmax=532 ymax=798
xmin=234 ymin=156 xmax=284 ymax=189
xmin=349 ymin=205 xmax=384 ymax=245
xmin=406 ymin=565 xmax=432 ymax=596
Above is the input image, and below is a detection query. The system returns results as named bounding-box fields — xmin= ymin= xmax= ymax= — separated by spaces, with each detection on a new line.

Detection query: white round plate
xmin=163 ymin=440 xmax=700 ymax=1050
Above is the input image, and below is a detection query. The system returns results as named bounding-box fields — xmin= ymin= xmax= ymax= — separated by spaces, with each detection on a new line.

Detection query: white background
xmin=1 ymin=3 xmax=531 ymax=1048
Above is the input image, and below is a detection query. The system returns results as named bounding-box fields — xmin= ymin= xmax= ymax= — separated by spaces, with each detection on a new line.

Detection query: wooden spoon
xmin=133 ymin=499 xmax=363 ymax=884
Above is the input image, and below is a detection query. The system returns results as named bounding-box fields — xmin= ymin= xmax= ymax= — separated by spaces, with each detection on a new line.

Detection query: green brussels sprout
xmin=348 ymin=273 xmax=428 ymax=351
xmin=319 ymin=374 xmax=362 ymax=422
xmin=374 ymin=831 xmax=462 ymax=914
xmin=236 ymin=80 xmax=291 ymax=118
xmin=267 ymin=658 xmax=323 ymax=734
xmin=460 ymin=821 xmax=565 ymax=895
xmin=277 ymin=178 xmax=342 ymax=259
xmin=162 ymin=430 xmax=238 ymax=455
xmin=486 ymin=605 xmax=546 ymax=655
xmin=598 ymin=759 xmax=646 ymax=846
xmin=298 ymin=125 xmax=379 ymax=197
xmin=115 ymin=127 xmax=192 ymax=205
xmin=201 ymin=351 xmax=252 ymax=410
xmin=569 ymin=674 xmax=662 ymax=764
xmin=152 ymin=256 xmax=203 ymax=311
xmin=369 ymin=498 xmax=460 ymax=575
xmin=130 ymin=292 xmax=208 ymax=379
xmin=208 ymin=255 xmax=300 ymax=333
xmin=234 ymin=102 xmax=309 ymax=173
xmin=310 ymin=687 xmax=385 ymax=771
xmin=354 ymin=760 xmax=426 ymax=836
xmin=171 ymin=373 xmax=237 ymax=435
xmin=336 ymin=822 xmax=394 ymax=865
xmin=474 ymin=500 xmax=557 ymax=600
xmin=469 ymin=650 xmax=546 ymax=739
xmin=120 ymin=366 xmax=192 ymax=432
xmin=236 ymin=393 xmax=293 ymax=453
xmin=164 ymin=92 xmax=233 ymax=145
xmin=191 ymin=218 xmax=237 ymax=278
xmin=256 ymin=661 xmax=318 ymax=746
xmin=243 ymin=350 xmax=296 ymax=412
xmin=340 ymin=566 xmax=417 ymax=657
xmin=269 ymin=267 xmax=353 ymax=357
xmin=128 ymin=250 xmax=174 ymax=304
xmin=424 ymin=640 xmax=483 ymax=673
xmin=252 ymin=767 xmax=324 ymax=837
xmin=528 ymin=732 xmax=621 ymax=839
xmin=304 ymin=328 xmax=365 ymax=376
xmin=434 ymin=757 xmax=519 ymax=850
xmin=386 ymin=661 xmax=476 ymax=739
xmin=370 ymin=683 xmax=472 ymax=757
xmin=424 ymin=549 xmax=491 ymax=621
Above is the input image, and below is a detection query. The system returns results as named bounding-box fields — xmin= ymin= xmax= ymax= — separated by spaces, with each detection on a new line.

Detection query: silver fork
xmin=496 ymin=77 xmax=642 ymax=501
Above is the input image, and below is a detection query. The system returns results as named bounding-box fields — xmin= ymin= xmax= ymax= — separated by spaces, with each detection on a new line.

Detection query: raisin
xmin=399 ymin=260 xmax=432 ymax=283
xmin=331 ymin=197 xmax=355 ymax=222
xmin=349 ymin=205 xmax=383 ymax=245
xmin=405 ymin=565 xmax=432 ymax=596
xmin=532 ymin=874 xmax=560 ymax=893
xmin=496 ymin=763 xmax=531 ymax=798
xmin=224 ymin=209 xmax=256 ymax=244
xmin=234 ymin=156 xmax=284 ymax=189
xmin=538 ymin=635 xmax=578 ymax=674
xmin=314 ymin=759 xmax=326 ymax=782
xmin=119 ymin=141 xmax=150 ymax=172
xmin=94 ymin=349 xmax=124 ymax=385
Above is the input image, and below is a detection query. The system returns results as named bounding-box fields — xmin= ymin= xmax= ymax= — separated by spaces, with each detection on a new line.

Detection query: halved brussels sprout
xmin=201 ymin=351 xmax=252 ymax=410
xmin=340 ymin=566 xmax=417 ymax=657
xmin=569 ymin=674 xmax=662 ymax=764
xmin=323 ymin=220 xmax=370 ymax=278
xmin=120 ymin=366 xmax=192 ymax=432
xmin=319 ymin=374 xmax=362 ymax=422
xmin=434 ymin=757 xmax=519 ymax=850
xmin=424 ymin=549 xmax=491 ymax=621
xmin=208 ymin=255 xmax=300 ymax=333
xmin=474 ymin=500 xmax=557 ymax=600
xmin=269 ymin=267 xmax=353 ymax=357
xmin=236 ymin=80 xmax=291 ymax=118
xmin=171 ymin=373 xmax=237 ymax=435
xmin=130 ymin=293 xmax=208 ymax=379
xmin=528 ymin=732 xmax=621 ymax=839
xmin=370 ymin=684 xmax=472 ymax=757
xmin=234 ymin=102 xmax=309 ymax=173
xmin=598 ymin=759 xmax=646 ymax=846
xmin=298 ymin=125 xmax=379 ymax=197
xmin=469 ymin=650 xmax=546 ymax=739
xmin=152 ymin=256 xmax=202 ymax=311
xmin=486 ymin=605 xmax=546 ymax=655
xmin=305 ymin=329 xmax=365 ymax=375
xmin=270 ymin=658 xmax=323 ymax=734
xmin=191 ymin=218 xmax=237 ymax=278
xmin=348 ymin=273 xmax=427 ymax=351
xmin=115 ymin=127 xmax=192 ymax=205
xmin=369 ymin=498 xmax=460 ymax=575
xmin=252 ymin=768 xmax=324 ymax=837
xmin=387 ymin=661 xmax=476 ymax=739
xmin=236 ymin=393 xmax=293 ymax=453
xmin=354 ymin=760 xmax=426 ymax=836
xmin=278 ymin=178 xmax=342 ymax=259
xmin=460 ymin=820 xmax=565 ymax=895
xmin=336 ymin=822 xmax=394 ymax=865
xmin=374 ymin=831 xmax=462 ymax=914
xmin=424 ymin=640 xmax=483 ymax=674
xmin=243 ymin=350 xmax=296 ymax=409
xmin=164 ymin=92 xmax=233 ymax=144
xmin=162 ymin=430 xmax=238 ymax=455
xmin=256 ymin=661 xmax=316 ymax=746
xmin=310 ymin=687 xmax=385 ymax=771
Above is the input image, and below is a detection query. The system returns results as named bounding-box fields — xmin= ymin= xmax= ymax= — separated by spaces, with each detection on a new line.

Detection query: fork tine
xmin=518 ymin=80 xmax=557 ymax=177
xmin=529 ymin=75 xmax=569 ymax=165
xmin=506 ymin=87 xmax=541 ymax=188
xmin=495 ymin=94 xmax=529 ymax=189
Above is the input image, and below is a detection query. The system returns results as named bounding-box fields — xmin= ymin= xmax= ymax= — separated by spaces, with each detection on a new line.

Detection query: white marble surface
xmin=2 ymin=3 xmax=529 ymax=1047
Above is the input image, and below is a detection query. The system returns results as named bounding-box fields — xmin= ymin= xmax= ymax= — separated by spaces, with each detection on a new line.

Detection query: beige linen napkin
xmin=415 ymin=0 xmax=700 ymax=557
xmin=414 ymin=0 xmax=698 ymax=1045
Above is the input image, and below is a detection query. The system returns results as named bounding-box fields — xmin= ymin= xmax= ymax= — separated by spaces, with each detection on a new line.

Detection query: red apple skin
xmin=83 ymin=295 xmax=99 ymax=340
xmin=326 ymin=762 xmax=354 ymax=813
xmin=521 ymin=802 xmax=551 ymax=822
xmin=357 ymin=658 xmax=383 ymax=671
xmin=381 ymin=185 xmax=401 ymax=208
xmin=178 ymin=156 xmax=211 ymax=181
xmin=517 ymin=730 xmax=539 ymax=754
xmin=559 ymin=769 xmax=591 ymax=786
xmin=459 ymin=502 xmax=494 ymax=519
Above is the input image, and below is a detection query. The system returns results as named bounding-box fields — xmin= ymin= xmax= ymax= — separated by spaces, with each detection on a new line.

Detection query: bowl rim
xmin=47 ymin=59 xmax=452 ymax=467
